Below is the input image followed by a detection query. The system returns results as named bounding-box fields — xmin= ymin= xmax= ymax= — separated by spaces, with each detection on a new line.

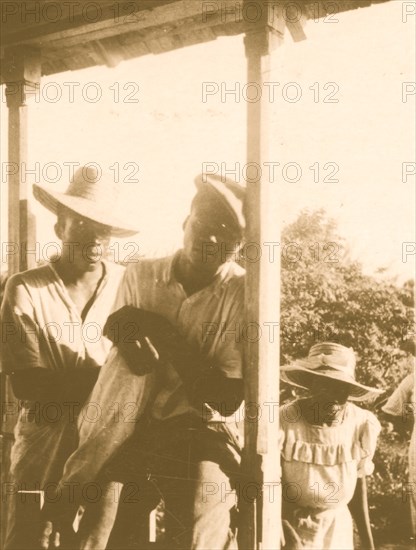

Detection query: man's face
xmin=182 ymin=205 xmax=242 ymax=275
xmin=55 ymin=209 xmax=112 ymax=272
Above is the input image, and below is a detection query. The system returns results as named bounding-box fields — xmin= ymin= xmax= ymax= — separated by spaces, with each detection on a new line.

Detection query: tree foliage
xmin=280 ymin=209 xmax=414 ymax=392
xmin=279 ymin=209 xmax=415 ymax=543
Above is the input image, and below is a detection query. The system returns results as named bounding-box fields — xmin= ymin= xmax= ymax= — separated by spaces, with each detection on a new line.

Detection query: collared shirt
xmin=0 ymin=260 xmax=125 ymax=486
xmin=114 ymin=251 xmax=245 ymax=422
xmin=1 ymin=261 xmax=124 ymax=376
xmin=58 ymin=253 xmax=245 ymax=487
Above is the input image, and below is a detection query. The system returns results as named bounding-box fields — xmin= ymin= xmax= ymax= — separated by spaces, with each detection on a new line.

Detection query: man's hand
xmin=39 ymin=519 xmax=60 ymax=549
xmin=104 ymin=306 xmax=207 ymax=384
xmin=38 ymin=486 xmax=80 ymax=549
xmin=117 ymin=335 xmax=160 ymax=375
xmin=38 ymin=503 xmax=79 ymax=549
xmin=281 ymin=519 xmax=304 ymax=549
xmin=104 ymin=307 xmax=162 ymax=375
xmin=39 ymin=516 xmax=79 ymax=549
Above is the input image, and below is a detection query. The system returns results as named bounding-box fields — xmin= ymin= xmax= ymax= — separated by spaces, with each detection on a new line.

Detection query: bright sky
xmin=1 ymin=0 xmax=415 ymax=281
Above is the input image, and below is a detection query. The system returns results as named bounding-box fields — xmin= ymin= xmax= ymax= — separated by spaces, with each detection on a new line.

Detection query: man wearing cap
xmin=0 ymin=165 xmax=138 ymax=550
xmin=46 ymin=173 xmax=246 ymax=549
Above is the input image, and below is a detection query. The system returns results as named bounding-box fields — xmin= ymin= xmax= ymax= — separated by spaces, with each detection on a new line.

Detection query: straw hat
xmin=33 ymin=165 xmax=139 ymax=237
xmin=281 ymin=342 xmax=382 ymax=401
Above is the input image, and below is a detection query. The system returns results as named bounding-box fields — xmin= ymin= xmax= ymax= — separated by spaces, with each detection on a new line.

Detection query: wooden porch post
xmin=1 ymin=46 xmax=40 ymax=548
xmin=4 ymin=47 xmax=40 ymax=274
xmin=240 ymin=3 xmax=284 ymax=549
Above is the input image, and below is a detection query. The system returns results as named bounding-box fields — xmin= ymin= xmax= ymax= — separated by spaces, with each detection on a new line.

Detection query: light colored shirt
xmin=114 ymin=252 xmax=245 ymax=421
xmin=60 ymin=253 xmax=245 ymax=486
xmin=0 ymin=261 xmax=125 ymax=486
xmin=1 ymin=261 xmax=124 ymax=376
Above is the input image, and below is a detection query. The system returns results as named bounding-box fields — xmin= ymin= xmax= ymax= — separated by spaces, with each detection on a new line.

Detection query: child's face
xmin=310 ymin=378 xmax=350 ymax=401
xmin=308 ymin=376 xmax=351 ymax=422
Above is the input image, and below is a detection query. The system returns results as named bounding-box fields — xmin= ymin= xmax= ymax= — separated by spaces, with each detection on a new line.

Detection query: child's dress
xmin=279 ymin=400 xmax=381 ymax=549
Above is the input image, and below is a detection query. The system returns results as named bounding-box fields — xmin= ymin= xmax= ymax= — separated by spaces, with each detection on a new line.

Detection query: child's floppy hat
xmin=281 ymin=342 xmax=383 ymax=401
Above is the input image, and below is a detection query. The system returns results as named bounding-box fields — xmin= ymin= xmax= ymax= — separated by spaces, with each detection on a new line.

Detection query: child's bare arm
xmin=348 ymin=477 xmax=375 ymax=550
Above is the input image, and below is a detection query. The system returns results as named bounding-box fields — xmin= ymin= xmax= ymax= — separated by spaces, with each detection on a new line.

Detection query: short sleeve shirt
xmin=0 ymin=261 xmax=125 ymax=486
xmin=1 ymin=261 xmax=125 ymax=377
xmin=113 ymin=252 xmax=245 ymax=421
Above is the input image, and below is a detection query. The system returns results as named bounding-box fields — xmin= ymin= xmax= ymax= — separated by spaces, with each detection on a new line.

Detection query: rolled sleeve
xmin=0 ymin=275 xmax=40 ymax=374
xmin=357 ymin=411 xmax=381 ymax=478
xmin=382 ymin=374 xmax=414 ymax=418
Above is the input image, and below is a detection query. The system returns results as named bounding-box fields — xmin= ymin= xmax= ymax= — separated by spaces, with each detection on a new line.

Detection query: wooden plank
xmin=2 ymin=46 xmax=40 ymax=548
xmin=0 ymin=0 xmax=394 ymax=77
xmin=93 ymin=37 xmax=126 ymax=68
xmin=42 ymin=11 xmax=221 ymax=51
xmin=2 ymin=0 xmax=392 ymax=79
xmin=42 ymin=40 xmax=150 ymax=76
xmin=2 ymin=0 xmax=202 ymax=48
xmin=303 ymin=0 xmax=389 ymax=20
xmin=240 ymin=5 xmax=283 ymax=548
xmin=0 ymin=433 xmax=14 ymax=548
xmin=152 ymin=34 xmax=183 ymax=53
xmin=160 ymin=28 xmax=217 ymax=52
xmin=41 ymin=58 xmax=69 ymax=76
xmin=117 ymin=39 xmax=151 ymax=59
xmin=5 ymin=52 xmax=40 ymax=451
xmin=7 ymin=93 xmax=28 ymax=275
xmin=2 ymin=0 xmax=177 ymax=42
xmin=2 ymin=0 xmax=392 ymax=48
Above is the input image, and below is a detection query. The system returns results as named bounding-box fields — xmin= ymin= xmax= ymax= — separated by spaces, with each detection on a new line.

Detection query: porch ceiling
xmin=0 ymin=0 xmax=391 ymax=80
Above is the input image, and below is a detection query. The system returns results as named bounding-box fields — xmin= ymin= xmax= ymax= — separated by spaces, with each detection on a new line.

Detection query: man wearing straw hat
xmin=0 ymin=165 xmax=139 ymax=549
xmin=41 ymin=173 xmax=247 ymax=550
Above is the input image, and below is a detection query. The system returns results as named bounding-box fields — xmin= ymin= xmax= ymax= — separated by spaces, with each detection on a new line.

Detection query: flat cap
xmin=194 ymin=173 xmax=246 ymax=231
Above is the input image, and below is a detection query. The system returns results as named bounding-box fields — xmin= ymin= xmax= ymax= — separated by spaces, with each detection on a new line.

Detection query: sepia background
xmin=1 ymin=0 xmax=415 ymax=280
xmin=0 ymin=0 xmax=415 ymax=547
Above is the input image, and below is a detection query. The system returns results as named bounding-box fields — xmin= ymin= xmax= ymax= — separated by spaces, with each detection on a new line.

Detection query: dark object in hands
xmin=104 ymin=306 xmax=199 ymax=375
xmin=103 ymin=306 xmax=170 ymax=375
xmin=104 ymin=306 xmax=243 ymax=415
xmin=104 ymin=306 xmax=186 ymax=355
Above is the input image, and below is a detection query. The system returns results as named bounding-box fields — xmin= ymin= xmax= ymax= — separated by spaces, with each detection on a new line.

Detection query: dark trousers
xmin=4 ymin=487 xmax=80 ymax=550
xmin=86 ymin=416 xmax=243 ymax=550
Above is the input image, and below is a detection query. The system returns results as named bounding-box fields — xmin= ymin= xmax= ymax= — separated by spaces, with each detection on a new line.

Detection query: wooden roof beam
xmin=1 ymin=1 xmax=177 ymax=42
xmin=2 ymin=1 xmax=206 ymax=48
xmin=93 ymin=38 xmax=126 ymax=69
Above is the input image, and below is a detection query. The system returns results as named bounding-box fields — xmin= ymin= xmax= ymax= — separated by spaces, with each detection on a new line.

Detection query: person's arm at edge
xmin=348 ymin=477 xmax=375 ymax=550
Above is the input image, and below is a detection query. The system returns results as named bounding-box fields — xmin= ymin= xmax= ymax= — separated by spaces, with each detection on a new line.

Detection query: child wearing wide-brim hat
xmin=279 ymin=342 xmax=382 ymax=550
